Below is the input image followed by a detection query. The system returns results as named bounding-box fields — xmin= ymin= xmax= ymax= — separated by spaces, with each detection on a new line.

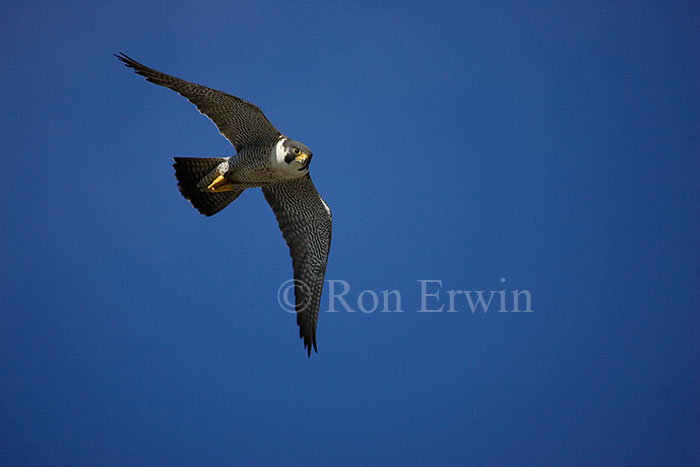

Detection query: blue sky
xmin=1 ymin=0 xmax=698 ymax=465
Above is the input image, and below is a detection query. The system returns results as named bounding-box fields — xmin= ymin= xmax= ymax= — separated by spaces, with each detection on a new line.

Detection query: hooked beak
xmin=294 ymin=153 xmax=310 ymax=170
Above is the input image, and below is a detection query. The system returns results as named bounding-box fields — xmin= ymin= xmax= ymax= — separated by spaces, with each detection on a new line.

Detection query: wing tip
xmin=303 ymin=332 xmax=318 ymax=357
xmin=114 ymin=51 xmax=137 ymax=67
xmin=114 ymin=52 xmax=162 ymax=83
xmin=299 ymin=324 xmax=317 ymax=357
xmin=304 ymin=338 xmax=318 ymax=358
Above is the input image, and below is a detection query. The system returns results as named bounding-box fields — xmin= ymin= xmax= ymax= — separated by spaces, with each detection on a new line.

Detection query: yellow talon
xmin=206 ymin=174 xmax=234 ymax=192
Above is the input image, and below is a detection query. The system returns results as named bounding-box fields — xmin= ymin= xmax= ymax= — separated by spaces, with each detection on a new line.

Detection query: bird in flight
xmin=116 ymin=53 xmax=332 ymax=356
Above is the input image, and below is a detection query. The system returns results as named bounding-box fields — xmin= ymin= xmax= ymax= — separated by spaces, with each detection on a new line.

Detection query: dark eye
xmin=293 ymin=147 xmax=301 ymax=155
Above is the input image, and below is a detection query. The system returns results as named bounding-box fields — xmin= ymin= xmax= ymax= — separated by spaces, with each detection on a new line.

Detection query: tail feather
xmin=172 ymin=157 xmax=243 ymax=216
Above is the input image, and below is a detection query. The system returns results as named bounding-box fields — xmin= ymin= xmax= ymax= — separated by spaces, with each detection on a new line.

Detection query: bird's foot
xmin=206 ymin=175 xmax=234 ymax=192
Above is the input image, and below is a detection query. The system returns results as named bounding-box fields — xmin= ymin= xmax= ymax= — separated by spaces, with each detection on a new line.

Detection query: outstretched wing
xmin=116 ymin=53 xmax=281 ymax=151
xmin=262 ymin=176 xmax=332 ymax=356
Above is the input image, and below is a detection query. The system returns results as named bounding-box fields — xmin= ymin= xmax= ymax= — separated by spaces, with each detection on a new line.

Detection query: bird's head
xmin=282 ymin=139 xmax=313 ymax=171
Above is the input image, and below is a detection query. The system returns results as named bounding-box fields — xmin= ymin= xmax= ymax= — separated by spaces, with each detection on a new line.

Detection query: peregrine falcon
xmin=116 ymin=53 xmax=332 ymax=356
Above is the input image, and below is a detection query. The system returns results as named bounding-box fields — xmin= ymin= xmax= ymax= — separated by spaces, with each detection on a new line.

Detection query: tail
xmin=172 ymin=157 xmax=244 ymax=216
